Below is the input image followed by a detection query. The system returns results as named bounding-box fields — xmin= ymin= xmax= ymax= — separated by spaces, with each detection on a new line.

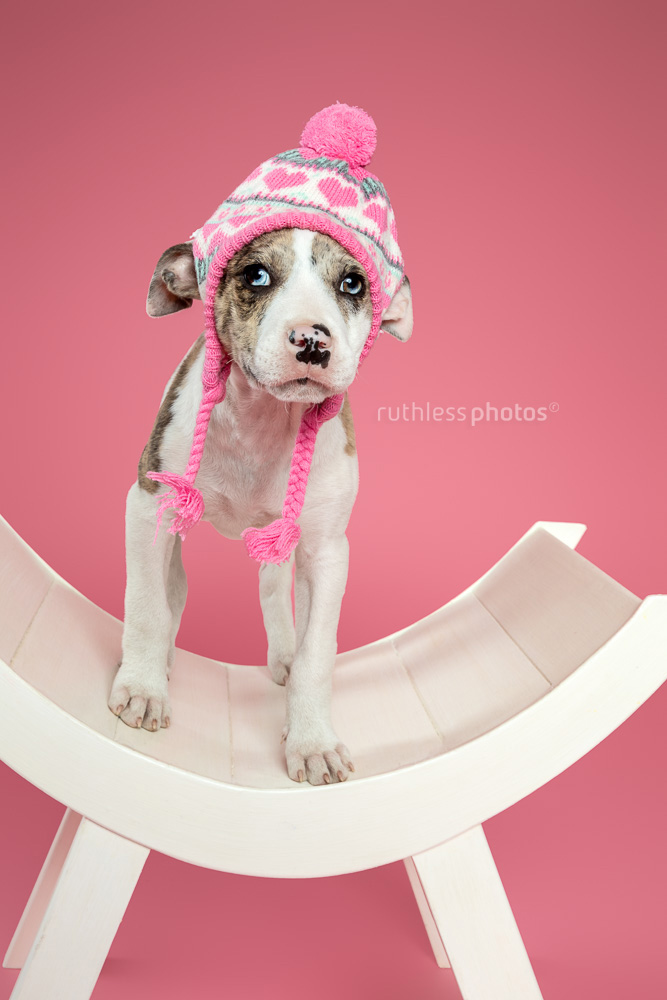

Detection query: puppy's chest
xmin=196 ymin=408 xmax=295 ymax=539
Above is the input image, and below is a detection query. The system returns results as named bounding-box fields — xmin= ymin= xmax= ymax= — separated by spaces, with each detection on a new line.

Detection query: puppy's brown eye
xmin=340 ymin=273 xmax=364 ymax=295
xmin=243 ymin=265 xmax=271 ymax=287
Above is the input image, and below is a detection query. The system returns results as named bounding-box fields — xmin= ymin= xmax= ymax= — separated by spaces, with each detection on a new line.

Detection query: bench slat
xmin=474 ymin=528 xmax=641 ymax=684
xmin=392 ymin=593 xmax=552 ymax=752
xmin=0 ymin=526 xmax=54 ymax=665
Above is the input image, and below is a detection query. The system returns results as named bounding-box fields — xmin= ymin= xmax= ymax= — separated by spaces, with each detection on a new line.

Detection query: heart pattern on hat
xmin=229 ymin=214 xmax=257 ymax=230
xmin=363 ymin=202 xmax=388 ymax=230
xmin=318 ymin=177 xmax=358 ymax=208
xmin=264 ymin=168 xmax=308 ymax=191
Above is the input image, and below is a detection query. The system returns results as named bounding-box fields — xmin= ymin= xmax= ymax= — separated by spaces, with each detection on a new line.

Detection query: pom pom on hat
xmin=300 ymin=103 xmax=377 ymax=168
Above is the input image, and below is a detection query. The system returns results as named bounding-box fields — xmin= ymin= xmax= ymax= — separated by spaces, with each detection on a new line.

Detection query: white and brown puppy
xmin=108 ymin=228 xmax=413 ymax=785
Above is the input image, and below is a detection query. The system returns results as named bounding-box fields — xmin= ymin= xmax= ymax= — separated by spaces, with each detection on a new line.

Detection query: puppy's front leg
xmin=108 ymin=482 xmax=177 ymax=731
xmin=259 ymin=553 xmax=296 ymax=686
xmin=283 ymin=533 xmax=354 ymax=785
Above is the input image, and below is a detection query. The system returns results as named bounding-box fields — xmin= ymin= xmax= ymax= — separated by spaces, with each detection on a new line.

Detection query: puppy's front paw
xmin=108 ymin=663 xmax=171 ymax=732
xmin=282 ymin=725 xmax=355 ymax=785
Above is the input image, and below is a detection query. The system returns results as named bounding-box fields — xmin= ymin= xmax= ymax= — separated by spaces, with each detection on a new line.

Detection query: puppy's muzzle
xmin=288 ymin=324 xmax=331 ymax=369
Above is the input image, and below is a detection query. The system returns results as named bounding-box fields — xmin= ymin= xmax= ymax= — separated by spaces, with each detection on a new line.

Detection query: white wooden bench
xmin=1 ymin=515 xmax=665 ymax=1000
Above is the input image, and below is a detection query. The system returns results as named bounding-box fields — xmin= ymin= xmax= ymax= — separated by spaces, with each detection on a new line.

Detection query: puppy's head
xmin=147 ymin=228 xmax=412 ymax=404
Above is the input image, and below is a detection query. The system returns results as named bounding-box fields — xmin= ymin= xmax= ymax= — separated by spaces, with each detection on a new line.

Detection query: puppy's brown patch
xmin=339 ymin=392 xmax=356 ymax=456
xmin=311 ymin=233 xmax=372 ymax=321
xmin=138 ymin=335 xmax=205 ymax=493
xmin=214 ymin=230 xmax=295 ymax=360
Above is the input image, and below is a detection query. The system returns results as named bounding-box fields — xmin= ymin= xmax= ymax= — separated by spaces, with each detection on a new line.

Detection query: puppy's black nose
xmin=288 ymin=324 xmax=331 ymax=369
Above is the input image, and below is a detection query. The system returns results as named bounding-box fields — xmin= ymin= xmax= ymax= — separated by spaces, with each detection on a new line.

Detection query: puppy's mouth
xmin=269 ymin=376 xmax=329 ymax=402
xmin=278 ymin=376 xmax=319 ymax=389
xmin=242 ymin=362 xmax=329 ymax=401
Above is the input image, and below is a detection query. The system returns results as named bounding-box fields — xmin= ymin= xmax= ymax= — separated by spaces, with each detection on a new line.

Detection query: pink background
xmin=1 ymin=1 xmax=666 ymax=997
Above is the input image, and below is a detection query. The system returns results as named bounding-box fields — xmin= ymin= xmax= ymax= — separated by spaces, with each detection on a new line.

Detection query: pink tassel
xmin=146 ymin=472 xmax=204 ymax=542
xmin=241 ymin=517 xmax=301 ymax=564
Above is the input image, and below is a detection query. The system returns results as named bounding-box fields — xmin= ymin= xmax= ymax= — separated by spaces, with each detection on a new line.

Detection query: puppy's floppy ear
xmin=147 ymin=242 xmax=201 ymax=318
xmin=380 ymin=276 xmax=413 ymax=342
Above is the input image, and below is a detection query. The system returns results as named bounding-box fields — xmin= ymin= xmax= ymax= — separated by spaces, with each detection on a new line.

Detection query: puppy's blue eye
xmin=340 ymin=273 xmax=364 ymax=295
xmin=244 ymin=265 xmax=271 ymax=287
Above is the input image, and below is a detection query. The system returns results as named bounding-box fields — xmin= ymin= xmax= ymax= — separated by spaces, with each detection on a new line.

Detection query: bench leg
xmin=9 ymin=817 xmax=149 ymax=1000
xmin=410 ymin=825 xmax=543 ymax=1000
xmin=4 ymin=808 xmax=83 ymax=969
xmin=403 ymin=857 xmax=451 ymax=967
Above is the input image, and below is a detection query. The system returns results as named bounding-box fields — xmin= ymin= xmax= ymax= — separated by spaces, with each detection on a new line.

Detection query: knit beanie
xmin=147 ymin=102 xmax=406 ymax=565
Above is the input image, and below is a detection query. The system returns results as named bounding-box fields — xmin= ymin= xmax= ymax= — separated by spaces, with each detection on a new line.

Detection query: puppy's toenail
xmin=323 ymin=773 xmax=331 ymax=784
xmin=297 ymin=769 xmax=305 ymax=782
xmin=151 ymin=719 xmax=158 ymax=731
xmin=348 ymin=762 xmax=355 ymax=772
xmin=136 ymin=718 xmax=142 ymax=728
xmin=337 ymin=770 xmax=345 ymax=782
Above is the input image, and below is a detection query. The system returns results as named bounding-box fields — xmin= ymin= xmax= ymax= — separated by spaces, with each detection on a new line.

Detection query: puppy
xmin=108 ymin=228 xmax=411 ymax=784
xmin=108 ymin=103 xmax=412 ymax=784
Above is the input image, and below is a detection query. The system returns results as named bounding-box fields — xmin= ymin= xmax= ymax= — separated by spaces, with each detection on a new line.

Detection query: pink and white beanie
xmin=147 ymin=102 xmax=406 ymax=565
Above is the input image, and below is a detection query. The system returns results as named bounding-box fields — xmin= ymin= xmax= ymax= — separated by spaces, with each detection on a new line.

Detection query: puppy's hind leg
xmin=109 ymin=481 xmax=175 ymax=731
xmin=259 ymin=553 xmax=296 ymax=685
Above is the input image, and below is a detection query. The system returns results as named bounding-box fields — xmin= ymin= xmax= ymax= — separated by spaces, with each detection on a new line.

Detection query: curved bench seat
xmin=1 ymin=515 xmax=665 ymax=999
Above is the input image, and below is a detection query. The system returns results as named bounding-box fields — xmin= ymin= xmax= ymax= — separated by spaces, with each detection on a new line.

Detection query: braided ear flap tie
xmin=148 ymin=104 xmax=405 ymax=563
xmin=241 ymin=392 xmax=345 ymax=564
